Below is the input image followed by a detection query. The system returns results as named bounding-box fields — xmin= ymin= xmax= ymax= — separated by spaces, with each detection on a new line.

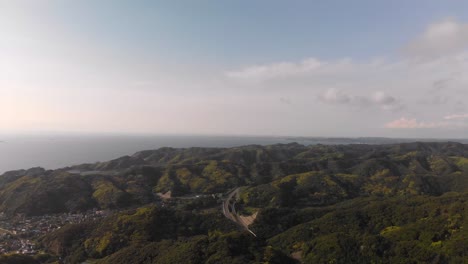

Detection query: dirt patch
xmin=239 ymin=211 xmax=258 ymax=227
xmin=156 ymin=191 xmax=172 ymax=200
xmin=291 ymin=251 xmax=303 ymax=262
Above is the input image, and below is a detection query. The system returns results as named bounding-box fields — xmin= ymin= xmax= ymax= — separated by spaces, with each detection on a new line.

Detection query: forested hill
xmin=0 ymin=142 xmax=467 ymax=263
xmin=0 ymin=142 xmax=467 ymax=216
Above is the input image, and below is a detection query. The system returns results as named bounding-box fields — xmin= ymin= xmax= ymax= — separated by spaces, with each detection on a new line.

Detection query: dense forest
xmin=0 ymin=142 xmax=466 ymax=263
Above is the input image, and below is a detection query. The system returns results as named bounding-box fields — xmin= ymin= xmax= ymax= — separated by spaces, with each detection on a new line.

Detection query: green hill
xmin=0 ymin=142 xmax=466 ymax=263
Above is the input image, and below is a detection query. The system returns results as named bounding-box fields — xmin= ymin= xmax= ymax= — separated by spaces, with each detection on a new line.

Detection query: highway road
xmin=222 ymin=188 xmax=257 ymax=237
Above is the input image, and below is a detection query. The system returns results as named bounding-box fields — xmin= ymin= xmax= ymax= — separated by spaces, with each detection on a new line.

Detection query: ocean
xmin=0 ymin=134 xmax=297 ymax=174
xmin=1 ymin=134 xmax=466 ymax=174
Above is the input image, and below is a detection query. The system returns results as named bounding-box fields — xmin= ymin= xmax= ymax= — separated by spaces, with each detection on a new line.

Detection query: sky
xmin=1 ymin=0 xmax=468 ymax=138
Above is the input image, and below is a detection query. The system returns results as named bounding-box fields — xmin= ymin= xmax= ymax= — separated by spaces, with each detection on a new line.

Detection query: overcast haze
xmin=2 ymin=0 xmax=468 ymax=138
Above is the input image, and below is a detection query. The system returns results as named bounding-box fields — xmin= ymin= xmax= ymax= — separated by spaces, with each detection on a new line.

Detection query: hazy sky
xmin=2 ymin=0 xmax=468 ymax=138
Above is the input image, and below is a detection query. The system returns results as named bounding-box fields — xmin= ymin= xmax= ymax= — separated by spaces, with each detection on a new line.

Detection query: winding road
xmin=222 ymin=188 xmax=257 ymax=237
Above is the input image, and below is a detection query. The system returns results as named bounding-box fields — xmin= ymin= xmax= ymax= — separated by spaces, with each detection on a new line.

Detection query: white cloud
xmin=373 ymin=91 xmax=396 ymax=105
xmin=372 ymin=92 xmax=404 ymax=111
xmin=384 ymin=118 xmax=441 ymax=129
xmin=3 ymin=10 xmax=468 ymax=137
xmin=226 ymin=58 xmax=321 ymax=81
xmin=317 ymin=88 xmax=351 ymax=104
xmin=318 ymin=89 xmax=404 ymax=112
xmin=225 ymin=43 xmax=468 ymax=132
xmin=385 ymin=115 xmax=468 ymax=129
xmin=444 ymin=113 xmax=468 ymax=120
xmin=279 ymin=97 xmax=293 ymax=105
xmin=405 ymin=18 xmax=468 ymax=58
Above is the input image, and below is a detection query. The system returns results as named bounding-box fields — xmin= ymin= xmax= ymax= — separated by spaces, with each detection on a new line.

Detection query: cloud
xmin=226 ymin=45 xmax=468 ymax=121
xmin=223 ymin=26 xmax=468 ymax=136
xmin=373 ymin=91 xmax=396 ymax=105
xmin=226 ymin=58 xmax=321 ymax=81
xmin=318 ymin=89 xmax=403 ymax=112
xmin=317 ymin=88 xmax=351 ymax=104
xmin=405 ymin=18 xmax=468 ymax=58
xmin=419 ymin=95 xmax=449 ymax=105
xmin=279 ymin=97 xmax=292 ymax=105
xmin=372 ymin=92 xmax=405 ymax=111
xmin=384 ymin=118 xmax=441 ymax=129
xmin=444 ymin=113 xmax=468 ymax=120
xmin=454 ymin=101 xmax=467 ymax=112
xmin=385 ymin=115 xmax=468 ymax=129
xmin=432 ymin=78 xmax=451 ymax=91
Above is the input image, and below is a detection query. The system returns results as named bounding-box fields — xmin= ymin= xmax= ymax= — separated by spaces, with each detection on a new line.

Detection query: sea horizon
xmin=1 ymin=133 xmax=468 ymax=175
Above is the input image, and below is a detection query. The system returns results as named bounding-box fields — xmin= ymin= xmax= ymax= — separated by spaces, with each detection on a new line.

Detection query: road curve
xmin=222 ymin=188 xmax=257 ymax=237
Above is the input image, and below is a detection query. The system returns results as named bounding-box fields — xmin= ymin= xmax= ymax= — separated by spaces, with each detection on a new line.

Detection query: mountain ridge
xmin=0 ymin=142 xmax=466 ymax=263
xmin=0 ymin=142 xmax=466 ymax=216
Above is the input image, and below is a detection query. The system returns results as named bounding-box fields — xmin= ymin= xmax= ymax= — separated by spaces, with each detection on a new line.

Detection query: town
xmin=0 ymin=210 xmax=111 ymax=255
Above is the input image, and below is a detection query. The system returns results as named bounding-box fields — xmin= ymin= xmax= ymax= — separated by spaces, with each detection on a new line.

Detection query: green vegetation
xmin=0 ymin=142 xmax=467 ymax=262
xmin=265 ymin=193 xmax=467 ymax=263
